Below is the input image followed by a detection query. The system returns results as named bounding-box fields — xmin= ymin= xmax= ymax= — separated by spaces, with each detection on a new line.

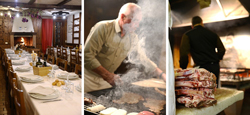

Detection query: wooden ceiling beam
xmin=0 ymin=2 xmax=81 ymax=10
xmin=28 ymin=0 xmax=36 ymax=5
xmin=57 ymin=0 xmax=71 ymax=6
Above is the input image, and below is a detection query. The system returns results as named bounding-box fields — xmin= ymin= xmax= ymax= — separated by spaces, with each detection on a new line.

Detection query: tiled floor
xmin=0 ymin=62 xmax=10 ymax=115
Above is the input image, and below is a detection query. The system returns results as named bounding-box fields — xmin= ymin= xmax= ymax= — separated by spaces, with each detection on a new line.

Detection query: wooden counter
xmin=176 ymin=88 xmax=244 ymax=115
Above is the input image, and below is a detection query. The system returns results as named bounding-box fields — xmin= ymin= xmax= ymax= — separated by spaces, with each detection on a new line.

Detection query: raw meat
xmin=175 ymin=68 xmax=217 ymax=108
xmin=112 ymin=92 xmax=144 ymax=104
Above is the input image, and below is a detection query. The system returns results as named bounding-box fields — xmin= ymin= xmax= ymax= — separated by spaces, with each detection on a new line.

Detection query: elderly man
xmin=84 ymin=3 xmax=166 ymax=92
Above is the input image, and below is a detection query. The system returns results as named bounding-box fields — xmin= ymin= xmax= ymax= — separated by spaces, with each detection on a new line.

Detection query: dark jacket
xmin=179 ymin=25 xmax=226 ymax=69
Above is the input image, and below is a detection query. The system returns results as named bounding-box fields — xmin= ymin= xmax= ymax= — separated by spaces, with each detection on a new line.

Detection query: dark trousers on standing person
xmin=199 ymin=62 xmax=220 ymax=88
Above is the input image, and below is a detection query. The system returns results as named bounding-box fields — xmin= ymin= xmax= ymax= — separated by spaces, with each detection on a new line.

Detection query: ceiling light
xmin=52 ymin=11 xmax=69 ymax=19
xmin=7 ymin=12 xmax=10 ymax=15
xmin=53 ymin=15 xmax=56 ymax=19
xmin=0 ymin=13 xmax=2 ymax=16
xmin=16 ymin=13 xmax=19 ymax=17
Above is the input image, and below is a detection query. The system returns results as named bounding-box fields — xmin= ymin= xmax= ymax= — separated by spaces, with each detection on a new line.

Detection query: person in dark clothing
xmin=179 ymin=16 xmax=226 ymax=86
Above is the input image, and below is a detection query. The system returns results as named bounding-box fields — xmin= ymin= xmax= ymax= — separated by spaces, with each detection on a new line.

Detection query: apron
xmin=84 ymin=68 xmax=112 ymax=92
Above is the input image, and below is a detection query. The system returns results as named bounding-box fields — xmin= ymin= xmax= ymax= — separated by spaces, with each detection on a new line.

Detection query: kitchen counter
xmin=176 ymin=88 xmax=244 ymax=115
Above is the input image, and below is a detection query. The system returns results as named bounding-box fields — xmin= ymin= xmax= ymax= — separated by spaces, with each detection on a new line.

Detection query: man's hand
xmin=103 ymin=74 xmax=121 ymax=86
xmin=92 ymin=66 xmax=122 ymax=86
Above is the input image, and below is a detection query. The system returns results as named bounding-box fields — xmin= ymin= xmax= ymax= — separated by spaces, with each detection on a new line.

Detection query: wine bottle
xmin=43 ymin=57 xmax=47 ymax=67
xmin=36 ymin=57 xmax=43 ymax=67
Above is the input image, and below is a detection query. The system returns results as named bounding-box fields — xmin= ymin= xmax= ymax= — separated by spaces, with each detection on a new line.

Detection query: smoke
xmin=126 ymin=0 xmax=166 ymax=72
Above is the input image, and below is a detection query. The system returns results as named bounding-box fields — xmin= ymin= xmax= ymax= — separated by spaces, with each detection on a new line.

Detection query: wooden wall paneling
xmin=32 ymin=18 xmax=42 ymax=50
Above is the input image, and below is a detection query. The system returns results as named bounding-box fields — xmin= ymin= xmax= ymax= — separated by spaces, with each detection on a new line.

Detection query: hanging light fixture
xmin=52 ymin=11 xmax=69 ymax=19
xmin=16 ymin=13 xmax=19 ymax=17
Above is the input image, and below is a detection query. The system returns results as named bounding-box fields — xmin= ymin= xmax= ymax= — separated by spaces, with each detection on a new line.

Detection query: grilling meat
xmin=112 ymin=92 xmax=144 ymax=104
xmin=143 ymin=98 xmax=166 ymax=114
xmin=84 ymin=97 xmax=93 ymax=105
xmin=175 ymin=68 xmax=217 ymax=108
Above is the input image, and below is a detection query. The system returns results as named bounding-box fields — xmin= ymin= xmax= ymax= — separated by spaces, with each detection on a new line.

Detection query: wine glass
xmin=61 ymin=73 xmax=69 ymax=90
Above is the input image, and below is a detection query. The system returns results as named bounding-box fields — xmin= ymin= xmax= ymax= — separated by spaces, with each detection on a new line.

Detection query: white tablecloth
xmin=12 ymin=57 xmax=82 ymax=115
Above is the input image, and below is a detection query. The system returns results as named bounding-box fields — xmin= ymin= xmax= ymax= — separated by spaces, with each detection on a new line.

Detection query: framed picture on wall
xmin=68 ymin=24 xmax=72 ymax=33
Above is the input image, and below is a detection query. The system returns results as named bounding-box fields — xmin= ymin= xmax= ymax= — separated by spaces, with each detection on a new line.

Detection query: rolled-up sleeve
xmin=216 ymin=35 xmax=226 ymax=60
xmin=84 ymin=23 xmax=105 ymax=70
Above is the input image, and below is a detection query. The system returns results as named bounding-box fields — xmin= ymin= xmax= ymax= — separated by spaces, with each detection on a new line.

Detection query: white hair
xmin=118 ymin=3 xmax=141 ymax=19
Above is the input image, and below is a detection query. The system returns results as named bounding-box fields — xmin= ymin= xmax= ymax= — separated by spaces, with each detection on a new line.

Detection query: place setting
xmin=19 ymin=74 xmax=44 ymax=83
xmin=57 ymin=71 xmax=79 ymax=80
xmin=11 ymin=60 xmax=26 ymax=65
xmin=29 ymin=85 xmax=61 ymax=102
xmin=15 ymin=66 xmax=31 ymax=72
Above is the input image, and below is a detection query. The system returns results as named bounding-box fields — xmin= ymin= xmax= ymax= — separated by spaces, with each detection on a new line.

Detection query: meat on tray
xmin=112 ymin=92 xmax=144 ymax=104
xmin=175 ymin=68 xmax=217 ymax=108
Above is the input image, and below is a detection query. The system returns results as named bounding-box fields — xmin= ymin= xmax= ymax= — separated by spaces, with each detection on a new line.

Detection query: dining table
xmin=10 ymin=51 xmax=82 ymax=115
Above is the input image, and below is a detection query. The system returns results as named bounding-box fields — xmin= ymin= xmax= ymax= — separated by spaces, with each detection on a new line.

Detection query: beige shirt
xmin=84 ymin=19 xmax=157 ymax=92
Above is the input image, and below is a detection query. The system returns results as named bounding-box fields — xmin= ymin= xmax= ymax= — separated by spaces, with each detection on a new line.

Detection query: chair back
xmin=57 ymin=47 xmax=62 ymax=58
xmin=77 ymin=50 xmax=82 ymax=64
xmin=13 ymin=78 xmax=26 ymax=115
xmin=48 ymin=47 xmax=55 ymax=56
xmin=47 ymin=54 xmax=55 ymax=64
xmin=75 ymin=64 xmax=82 ymax=78
xmin=61 ymin=48 xmax=68 ymax=60
xmin=39 ymin=52 xmax=44 ymax=60
xmin=56 ymin=58 xmax=68 ymax=71
xmin=69 ymin=49 xmax=77 ymax=72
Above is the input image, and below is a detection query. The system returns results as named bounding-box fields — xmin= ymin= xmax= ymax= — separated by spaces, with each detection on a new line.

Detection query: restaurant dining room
xmin=0 ymin=0 xmax=82 ymax=115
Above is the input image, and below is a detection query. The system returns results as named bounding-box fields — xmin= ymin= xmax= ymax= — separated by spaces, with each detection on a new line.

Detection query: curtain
xmin=42 ymin=19 xmax=53 ymax=54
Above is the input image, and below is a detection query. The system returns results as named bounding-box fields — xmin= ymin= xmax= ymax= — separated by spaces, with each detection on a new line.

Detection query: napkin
xmin=10 ymin=57 xmax=20 ymax=60
xmin=15 ymin=66 xmax=31 ymax=72
xmin=58 ymin=72 xmax=79 ymax=79
xmin=5 ymin=49 xmax=15 ymax=54
xmin=29 ymin=86 xmax=55 ymax=96
xmin=52 ymin=65 xmax=59 ymax=70
xmin=8 ymin=54 xmax=18 ymax=57
xmin=20 ymin=75 xmax=40 ymax=81
xmin=12 ymin=60 xmax=25 ymax=65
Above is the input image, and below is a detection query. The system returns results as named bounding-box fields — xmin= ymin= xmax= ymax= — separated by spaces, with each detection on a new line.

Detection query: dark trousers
xmin=199 ymin=63 xmax=220 ymax=88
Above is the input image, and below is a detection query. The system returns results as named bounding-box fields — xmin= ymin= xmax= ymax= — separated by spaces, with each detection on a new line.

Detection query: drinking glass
xmin=61 ymin=73 xmax=69 ymax=90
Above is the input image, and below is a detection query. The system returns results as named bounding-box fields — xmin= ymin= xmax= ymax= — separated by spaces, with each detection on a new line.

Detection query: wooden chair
xmin=75 ymin=64 xmax=82 ymax=78
xmin=77 ymin=50 xmax=82 ymax=64
xmin=48 ymin=46 xmax=55 ymax=56
xmin=56 ymin=58 xmax=68 ymax=71
xmin=61 ymin=48 xmax=68 ymax=60
xmin=70 ymin=49 xmax=77 ymax=72
xmin=56 ymin=47 xmax=62 ymax=59
xmin=39 ymin=52 xmax=44 ymax=60
xmin=13 ymin=78 xmax=26 ymax=115
xmin=7 ymin=65 xmax=16 ymax=113
xmin=47 ymin=54 xmax=55 ymax=64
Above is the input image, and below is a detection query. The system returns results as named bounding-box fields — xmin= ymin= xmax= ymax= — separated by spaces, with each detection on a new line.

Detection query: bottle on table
xmin=36 ymin=57 xmax=43 ymax=67
xmin=43 ymin=57 xmax=47 ymax=67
